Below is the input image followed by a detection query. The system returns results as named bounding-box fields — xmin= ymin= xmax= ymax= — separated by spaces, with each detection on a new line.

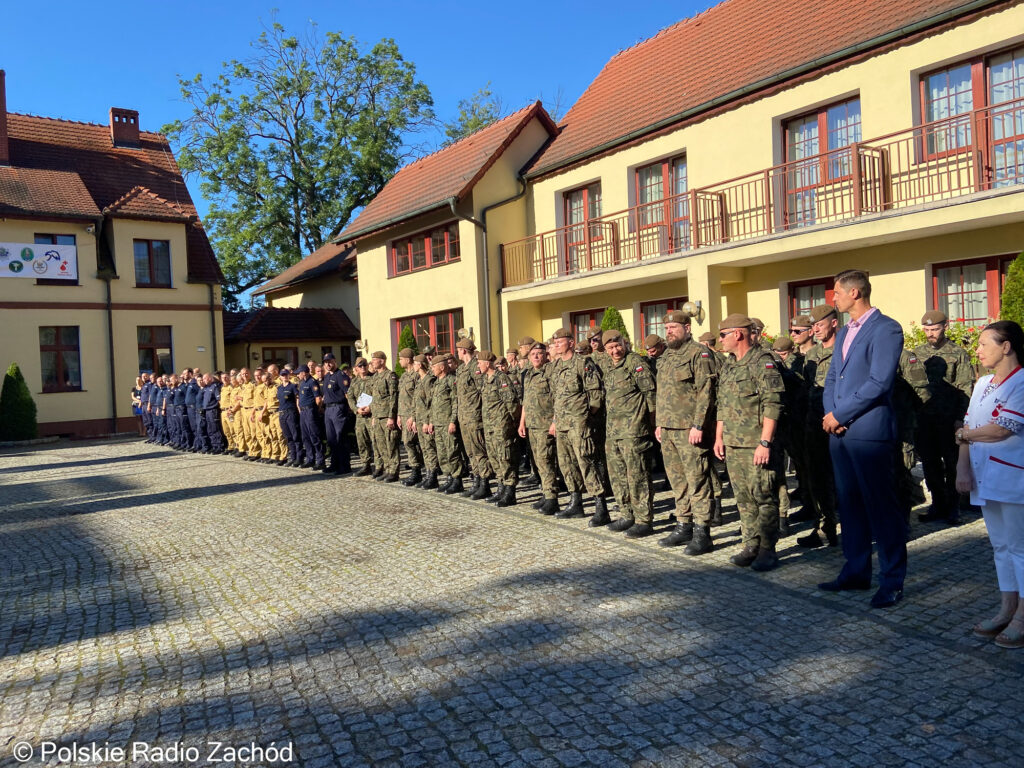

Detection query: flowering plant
xmin=904 ymin=320 xmax=987 ymax=367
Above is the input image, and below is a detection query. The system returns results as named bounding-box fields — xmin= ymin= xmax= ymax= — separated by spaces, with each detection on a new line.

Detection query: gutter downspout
xmin=96 ymin=216 xmax=118 ymax=435
xmin=208 ymin=283 xmax=219 ymax=370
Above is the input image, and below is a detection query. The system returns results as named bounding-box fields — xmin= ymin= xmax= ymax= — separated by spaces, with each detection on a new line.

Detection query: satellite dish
xmin=681 ymin=300 xmax=706 ymax=326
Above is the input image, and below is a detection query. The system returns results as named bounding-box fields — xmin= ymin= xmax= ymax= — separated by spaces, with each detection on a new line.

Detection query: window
xmin=638 ymin=298 xmax=687 ymax=341
xmin=635 ymin=157 xmax=689 ymax=251
xmin=393 ymin=308 xmax=464 ymax=357
xmin=34 ymin=234 xmax=79 ymax=286
xmin=134 ymin=239 xmax=171 ymax=287
xmin=570 ymin=309 xmax=605 ymax=345
xmin=262 ymin=347 xmax=299 ymax=367
xmin=920 ymin=47 xmax=1024 ymax=185
xmin=138 ymin=326 xmax=173 ymax=375
xmin=390 ymin=222 xmax=460 ymax=276
xmin=932 ymin=256 xmax=1014 ymax=325
xmin=788 ymin=278 xmax=850 ymax=327
xmin=39 ymin=327 xmax=82 ymax=393
xmin=784 ymin=98 xmax=862 ymax=228
xmin=564 ymin=182 xmax=602 ymax=272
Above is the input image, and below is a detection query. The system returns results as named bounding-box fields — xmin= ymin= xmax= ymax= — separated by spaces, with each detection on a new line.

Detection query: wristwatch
xmin=759 ymin=439 xmax=772 ymax=448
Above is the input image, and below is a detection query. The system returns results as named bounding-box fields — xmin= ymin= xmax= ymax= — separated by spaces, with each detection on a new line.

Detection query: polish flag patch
xmin=765 ymin=362 xmax=775 ymax=369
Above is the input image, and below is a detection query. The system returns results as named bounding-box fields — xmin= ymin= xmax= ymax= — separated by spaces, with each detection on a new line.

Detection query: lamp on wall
xmin=305 ymin=351 xmax=312 ymax=360
xmin=457 ymin=327 xmax=475 ymax=341
xmin=681 ymin=300 xmax=705 ymax=325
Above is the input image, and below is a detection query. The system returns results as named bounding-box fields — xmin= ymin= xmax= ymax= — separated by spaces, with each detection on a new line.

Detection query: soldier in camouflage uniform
xmin=771 ymin=336 xmax=806 ymax=533
xmin=644 ymin=334 xmax=666 ymax=372
xmin=715 ymin=313 xmax=786 ymax=571
xmin=413 ymin=355 xmax=440 ymax=489
xmin=347 ymin=358 xmax=375 ymax=476
xmin=586 ymin=328 xmax=613 ymax=495
xmin=656 ymin=310 xmax=719 ymax=554
xmin=519 ymin=342 xmax=559 ymax=514
xmin=895 ymin=348 xmax=927 ymax=524
xmin=548 ymin=328 xmax=607 ymax=520
xmin=600 ymin=330 xmax=658 ymax=537
xmin=798 ymin=305 xmax=839 ymax=548
xmin=368 ymin=351 xmax=400 ymax=481
xmin=456 ymin=339 xmax=492 ymax=498
xmin=397 ymin=348 xmax=424 ymax=486
xmin=914 ymin=309 xmax=976 ymax=525
xmin=478 ymin=351 xmax=522 ymax=506
xmin=698 ymin=331 xmax=727 ymax=521
xmin=428 ymin=354 xmax=465 ymax=494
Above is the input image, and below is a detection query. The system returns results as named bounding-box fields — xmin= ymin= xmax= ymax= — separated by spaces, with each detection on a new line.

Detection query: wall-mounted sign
xmin=0 ymin=243 xmax=78 ymax=280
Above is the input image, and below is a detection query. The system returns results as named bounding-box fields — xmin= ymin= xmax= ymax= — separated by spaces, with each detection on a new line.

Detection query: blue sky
xmin=3 ymin=0 xmax=710 ymax=215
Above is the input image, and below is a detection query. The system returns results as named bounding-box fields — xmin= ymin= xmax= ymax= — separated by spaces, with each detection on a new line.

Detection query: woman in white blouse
xmin=955 ymin=320 xmax=1024 ymax=649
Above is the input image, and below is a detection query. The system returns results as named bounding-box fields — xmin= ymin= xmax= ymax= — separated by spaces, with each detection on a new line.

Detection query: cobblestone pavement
xmin=1 ymin=439 xmax=1023 ymax=768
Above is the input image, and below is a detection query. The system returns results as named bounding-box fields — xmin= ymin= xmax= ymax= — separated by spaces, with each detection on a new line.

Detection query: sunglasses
xmin=789 ymin=328 xmax=809 ymax=333
xmin=718 ymin=331 xmax=732 ymax=338
xmin=356 ymin=363 xmax=367 ymax=367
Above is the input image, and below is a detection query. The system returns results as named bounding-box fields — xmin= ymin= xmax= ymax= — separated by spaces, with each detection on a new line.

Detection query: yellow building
xmin=0 ymin=71 xmax=224 ymax=437
xmin=341 ymin=0 xmax=1024 ymax=352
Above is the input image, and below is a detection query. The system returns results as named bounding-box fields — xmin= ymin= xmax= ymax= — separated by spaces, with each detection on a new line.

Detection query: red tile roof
xmin=0 ymin=166 xmax=100 ymax=219
xmin=5 ymin=113 xmax=223 ymax=283
xmin=224 ymin=307 xmax=360 ymax=343
xmin=340 ymin=102 xmax=557 ymax=241
xmin=253 ymin=242 xmax=356 ymax=296
xmin=104 ymin=186 xmax=192 ymax=222
xmin=528 ymin=0 xmax=990 ymax=178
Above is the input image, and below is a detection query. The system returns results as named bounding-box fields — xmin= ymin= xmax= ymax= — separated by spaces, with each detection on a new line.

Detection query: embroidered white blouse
xmin=964 ymin=366 xmax=1024 ymax=506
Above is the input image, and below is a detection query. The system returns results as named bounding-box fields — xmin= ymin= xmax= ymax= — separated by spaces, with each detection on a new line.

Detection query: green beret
xmin=413 ymin=354 xmax=427 ymax=364
xmin=792 ymin=315 xmax=814 ymax=327
xmin=399 ymin=347 xmax=414 ymax=359
xmin=517 ymin=336 xmax=536 ymax=347
xmin=371 ymin=350 xmax=386 ymax=360
xmin=477 ymin=350 xmax=497 ymax=363
xmin=809 ymin=304 xmax=837 ymax=323
xmin=749 ymin=317 xmax=765 ymax=331
xmin=772 ymin=337 xmax=795 ymax=352
xmin=664 ymin=310 xmax=691 ymax=325
xmin=602 ymin=330 xmax=623 ymax=345
xmin=698 ymin=332 xmax=715 ymax=343
xmin=921 ymin=309 xmax=948 ymax=326
xmin=643 ymin=334 xmax=664 ymax=348
xmin=455 ymin=338 xmax=476 ymax=351
xmin=551 ymin=328 xmax=573 ymax=340
xmin=719 ymin=313 xmax=753 ymax=331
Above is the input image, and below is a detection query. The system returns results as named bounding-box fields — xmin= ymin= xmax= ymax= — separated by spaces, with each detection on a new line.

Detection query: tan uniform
xmin=219 ymin=384 xmax=235 ymax=451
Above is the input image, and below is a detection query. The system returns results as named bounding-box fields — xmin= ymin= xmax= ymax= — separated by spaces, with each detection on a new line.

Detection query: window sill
xmin=38 ymin=389 xmax=86 ymax=395
xmin=134 ymin=284 xmax=174 ymax=289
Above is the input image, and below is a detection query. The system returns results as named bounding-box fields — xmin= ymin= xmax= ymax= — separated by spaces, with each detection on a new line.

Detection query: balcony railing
xmin=501 ymin=97 xmax=1024 ymax=288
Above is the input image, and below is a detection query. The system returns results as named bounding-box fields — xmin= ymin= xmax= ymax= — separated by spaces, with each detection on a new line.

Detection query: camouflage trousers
xmin=354 ymin=416 xmax=374 ymax=467
xmin=528 ymin=428 xmax=558 ymax=499
xmin=803 ymin=421 xmax=837 ymax=534
xmin=485 ymin=422 xmax=518 ymax=487
xmin=726 ymin=445 xmax=780 ymax=550
xmin=555 ymin=423 xmax=604 ymax=497
xmin=371 ymin=418 xmax=400 ymax=474
xmin=418 ymin=425 xmax=438 ymax=473
xmin=710 ymin=456 xmax=725 ymax=499
xmin=895 ymin=436 xmax=919 ymax=520
xmin=461 ymin=421 xmax=492 ymax=479
xmin=607 ymin=437 xmax=654 ymax=524
xmin=435 ymin=425 xmax=465 ymax=477
xmin=400 ymin=420 xmax=423 ymax=469
xmin=660 ymin=428 xmax=713 ymax=526
xmin=916 ymin=418 xmax=958 ymax=515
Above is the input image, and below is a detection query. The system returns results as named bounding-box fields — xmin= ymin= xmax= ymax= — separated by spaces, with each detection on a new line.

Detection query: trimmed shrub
xmin=599 ymin=307 xmax=630 ymax=344
xmin=1001 ymin=251 xmax=1024 ymax=328
xmin=0 ymin=362 xmax=38 ymax=441
xmin=394 ymin=323 xmax=419 ymax=376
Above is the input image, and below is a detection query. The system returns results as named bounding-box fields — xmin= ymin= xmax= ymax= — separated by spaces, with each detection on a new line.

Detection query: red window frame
xmin=389 ymin=222 xmax=461 ymax=277
xmin=634 ymin=156 xmax=689 ymax=251
xmin=39 ymin=326 xmax=82 ymax=393
xmin=563 ymin=182 xmax=603 ymax=273
xmin=931 ymin=256 xmax=1010 ymax=325
xmin=138 ymin=326 xmax=174 ymax=376
xmin=133 ymin=239 xmax=172 ymax=288
xmin=34 ymin=233 xmax=79 ymax=286
xmin=788 ymin=277 xmax=836 ymax=324
xmin=569 ymin=308 xmax=605 ymax=345
xmin=392 ymin=308 xmax=464 ymax=358
xmin=638 ymin=297 xmax=687 ymax=341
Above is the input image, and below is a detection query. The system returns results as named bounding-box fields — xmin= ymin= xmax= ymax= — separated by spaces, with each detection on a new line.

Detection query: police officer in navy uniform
xmin=154 ymin=377 xmax=169 ymax=445
xmin=194 ymin=374 xmax=212 ymax=453
xmin=184 ymin=369 xmax=201 ymax=451
xmin=321 ymin=353 xmax=353 ymax=475
xmin=200 ymin=373 xmax=225 ymax=454
xmin=277 ymin=367 xmax=303 ymax=467
xmin=296 ymin=363 xmax=325 ymax=470
xmin=170 ymin=375 xmax=187 ymax=448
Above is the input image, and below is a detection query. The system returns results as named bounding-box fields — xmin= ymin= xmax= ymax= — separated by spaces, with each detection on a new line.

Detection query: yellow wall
xmin=225 ymin=340 xmax=357 ymax=371
xmin=266 ymin=277 xmax=360 ymax=324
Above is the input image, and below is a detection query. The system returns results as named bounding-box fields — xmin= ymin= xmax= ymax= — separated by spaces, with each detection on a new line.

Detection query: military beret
xmin=322 ymin=352 xmax=336 ymax=361
xmin=643 ymin=334 xmax=664 ymax=349
xmin=455 ymin=338 xmax=476 ymax=351
xmin=698 ymin=331 xmax=715 ymax=343
xmin=602 ymin=330 xmax=623 ymax=345
xmin=517 ymin=336 xmax=536 ymax=347
xmin=505 ymin=347 xmax=517 ymax=356
xmin=399 ymin=347 xmax=414 ymax=359
xmin=587 ymin=327 xmax=603 ymax=341
xmin=431 ymin=353 xmax=451 ymax=365
xmin=773 ymin=337 xmax=795 ymax=352
xmin=413 ymin=354 xmax=427 ymax=364
xmin=749 ymin=317 xmax=765 ymax=331
xmin=809 ymin=304 xmax=837 ymax=322
xmin=422 ymin=345 xmax=436 ymax=355
xmin=664 ymin=309 xmax=691 ymax=325
xmin=529 ymin=341 xmax=547 ymax=352
xmin=551 ymin=328 xmax=573 ymax=339
xmin=921 ymin=309 xmax=948 ymax=326
xmin=792 ymin=315 xmax=814 ymax=327
xmin=353 ymin=357 xmax=368 ymax=367
xmin=477 ymin=350 xmax=497 ymax=363
xmin=719 ymin=313 xmax=753 ymax=331
xmin=370 ymin=350 xmax=386 ymax=360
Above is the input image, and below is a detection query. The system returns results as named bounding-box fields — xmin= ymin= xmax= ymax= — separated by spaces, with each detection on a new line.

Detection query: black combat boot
xmin=486 ymin=482 xmax=504 ymax=503
xmin=608 ymin=515 xmax=635 ymax=532
xmin=461 ymin=475 xmax=479 ymax=497
xmin=684 ymin=525 xmax=714 ymax=555
xmin=625 ymin=522 xmax=654 ymax=538
xmin=382 ymin=472 xmax=399 ymax=483
xmin=444 ymin=476 xmax=464 ymax=494
xmin=730 ymin=545 xmax=760 ymax=567
xmin=778 ymin=516 xmax=790 ymax=537
xmin=556 ymin=492 xmax=584 ymax=519
xmin=471 ymin=478 xmax=492 ymax=501
xmin=532 ymin=496 xmax=547 ymax=510
xmin=355 ymin=464 xmax=373 ymax=477
xmin=421 ymin=470 xmax=439 ymax=490
xmin=402 ymin=467 xmax=423 ymax=486
xmin=750 ymin=546 xmax=779 ymax=572
xmin=658 ymin=522 xmax=693 ymax=547
xmin=589 ymin=497 xmax=611 ymax=527
xmin=496 ymin=486 xmax=517 ymax=508
xmin=710 ymin=499 xmax=724 ymax=527
xmin=372 ymin=466 xmax=384 ymax=479
xmin=436 ymin=475 xmax=454 ymax=493
xmin=538 ymin=497 xmax=559 ymax=515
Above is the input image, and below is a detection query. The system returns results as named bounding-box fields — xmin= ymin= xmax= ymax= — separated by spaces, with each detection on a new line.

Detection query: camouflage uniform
xmin=893 ymin=350 xmax=927 ymax=517
xmin=457 ymin=358 xmax=491 ymax=480
xmin=802 ymin=343 xmax=836 ymax=535
xmin=522 ymin=364 xmax=558 ymax=500
xmin=550 ymin=353 xmax=605 ymax=496
xmin=415 ymin=371 xmax=439 ymax=474
xmin=604 ymin=352 xmax=657 ymax=523
xmin=398 ymin=368 xmax=423 ymax=470
xmin=718 ymin=347 xmax=785 ymax=551
xmin=346 ymin=376 xmax=374 ymax=469
xmin=370 ymin=366 xmax=400 ymax=475
xmin=430 ymin=371 xmax=464 ymax=478
xmin=656 ymin=340 xmax=717 ymax=526
xmin=481 ymin=369 xmax=521 ymax=487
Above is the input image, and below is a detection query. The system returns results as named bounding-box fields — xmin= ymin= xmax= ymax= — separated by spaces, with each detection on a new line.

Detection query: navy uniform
xmin=296 ymin=370 xmax=325 ymax=469
xmin=194 ymin=379 xmax=211 ymax=452
xmin=277 ymin=370 xmax=302 ymax=466
xmin=322 ymin=353 xmax=353 ymax=474
xmin=154 ymin=382 xmax=169 ymax=445
xmin=170 ymin=381 xmax=187 ymax=448
xmin=140 ymin=379 xmax=154 ymax=441
xmin=203 ymin=378 xmax=225 ymax=453
xmin=184 ymin=375 xmax=201 ymax=449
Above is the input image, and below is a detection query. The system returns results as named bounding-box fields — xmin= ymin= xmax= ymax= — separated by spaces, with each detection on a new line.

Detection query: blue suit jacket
xmin=823 ymin=309 xmax=903 ymax=442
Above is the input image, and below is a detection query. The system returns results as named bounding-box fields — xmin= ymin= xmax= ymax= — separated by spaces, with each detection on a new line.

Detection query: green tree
xmin=600 ymin=307 xmax=630 ymax=344
xmin=1000 ymin=251 xmax=1024 ymax=328
xmin=0 ymin=363 xmax=38 ymax=441
xmin=443 ymin=83 xmax=504 ymax=146
xmin=394 ymin=323 xmax=419 ymax=376
xmin=164 ymin=20 xmax=435 ymax=309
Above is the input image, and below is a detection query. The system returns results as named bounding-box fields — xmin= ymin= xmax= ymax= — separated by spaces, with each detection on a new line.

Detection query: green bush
xmin=0 ymin=362 xmax=38 ymax=441
xmin=1001 ymin=251 xmax=1024 ymax=328
xmin=904 ymin=321 xmax=985 ymax=366
xmin=599 ymin=307 xmax=630 ymax=344
xmin=394 ymin=324 xmax=419 ymax=377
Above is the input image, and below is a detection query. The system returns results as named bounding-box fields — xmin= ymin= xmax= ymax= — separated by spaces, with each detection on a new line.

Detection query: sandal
xmin=973 ymin=617 xmax=1012 ymax=638
xmin=994 ymin=619 xmax=1024 ymax=649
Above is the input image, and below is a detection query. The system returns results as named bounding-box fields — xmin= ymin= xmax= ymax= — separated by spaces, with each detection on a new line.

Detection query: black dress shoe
xmin=870 ymin=587 xmax=904 ymax=608
xmin=818 ymin=579 xmax=871 ymax=592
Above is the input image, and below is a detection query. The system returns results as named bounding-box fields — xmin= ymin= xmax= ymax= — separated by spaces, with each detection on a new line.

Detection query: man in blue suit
xmin=820 ymin=270 xmax=906 ymax=608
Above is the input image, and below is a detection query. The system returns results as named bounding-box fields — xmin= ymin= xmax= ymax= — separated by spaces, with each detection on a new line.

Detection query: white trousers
xmin=982 ymin=499 xmax=1024 ymax=595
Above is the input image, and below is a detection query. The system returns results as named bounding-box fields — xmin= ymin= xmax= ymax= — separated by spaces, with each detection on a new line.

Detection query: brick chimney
xmin=109 ymin=107 xmax=140 ymax=147
xmin=0 ymin=70 xmax=9 ymax=165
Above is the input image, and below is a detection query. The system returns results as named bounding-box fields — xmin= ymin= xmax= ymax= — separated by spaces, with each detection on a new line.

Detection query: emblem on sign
xmin=20 ymin=247 xmax=34 ymax=261
xmin=32 ymin=260 xmax=47 ymax=274
xmin=9 ymin=261 xmax=24 ymax=273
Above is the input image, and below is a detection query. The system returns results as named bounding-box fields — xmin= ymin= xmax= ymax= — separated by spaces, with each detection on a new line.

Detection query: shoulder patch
xmin=909 ymin=356 xmax=917 ymax=363
xmin=700 ymin=351 xmax=710 ymax=358
xmin=765 ymin=362 xmax=775 ymax=369
xmin=635 ymin=366 xmax=645 ymax=373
